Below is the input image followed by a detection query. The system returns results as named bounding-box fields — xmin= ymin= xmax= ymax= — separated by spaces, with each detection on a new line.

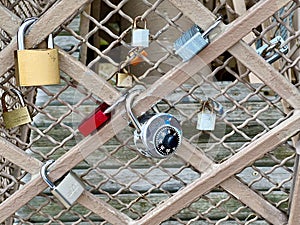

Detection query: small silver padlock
xmin=174 ymin=17 xmax=222 ymax=62
xmin=40 ymin=160 xmax=85 ymax=209
xmin=256 ymin=36 xmax=288 ymax=64
xmin=197 ymin=101 xmax=216 ymax=131
xmin=126 ymin=90 xmax=182 ymax=158
xmin=131 ymin=16 xmax=149 ymax=48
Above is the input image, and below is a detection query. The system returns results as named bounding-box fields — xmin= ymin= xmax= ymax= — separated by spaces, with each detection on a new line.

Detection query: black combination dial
xmin=154 ymin=126 xmax=181 ymax=156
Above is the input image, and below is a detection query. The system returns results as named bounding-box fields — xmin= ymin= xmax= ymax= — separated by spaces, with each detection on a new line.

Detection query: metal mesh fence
xmin=0 ymin=0 xmax=299 ymax=224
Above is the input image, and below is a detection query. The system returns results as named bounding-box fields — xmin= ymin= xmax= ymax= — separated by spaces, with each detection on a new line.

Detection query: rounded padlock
xmin=126 ymin=90 xmax=182 ymax=158
xmin=15 ymin=17 xmax=60 ymax=86
xmin=132 ymin=16 xmax=149 ymax=47
xmin=1 ymin=88 xmax=32 ymax=129
xmin=41 ymin=160 xmax=85 ymax=209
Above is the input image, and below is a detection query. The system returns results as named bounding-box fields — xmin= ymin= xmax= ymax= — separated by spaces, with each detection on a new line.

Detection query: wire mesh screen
xmin=0 ymin=0 xmax=299 ymax=224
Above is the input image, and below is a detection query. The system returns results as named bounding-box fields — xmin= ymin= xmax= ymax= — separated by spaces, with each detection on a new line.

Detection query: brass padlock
xmin=116 ymin=66 xmax=133 ymax=88
xmin=15 ymin=17 xmax=60 ymax=86
xmin=1 ymin=88 xmax=32 ymax=129
xmin=41 ymin=160 xmax=85 ymax=209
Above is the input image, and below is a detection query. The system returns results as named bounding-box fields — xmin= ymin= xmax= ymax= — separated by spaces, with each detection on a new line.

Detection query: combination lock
xmin=126 ymin=91 xmax=182 ymax=158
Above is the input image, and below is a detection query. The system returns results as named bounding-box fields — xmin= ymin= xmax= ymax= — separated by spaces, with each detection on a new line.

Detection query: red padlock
xmin=78 ymin=103 xmax=111 ymax=137
xmin=78 ymin=94 xmax=127 ymax=136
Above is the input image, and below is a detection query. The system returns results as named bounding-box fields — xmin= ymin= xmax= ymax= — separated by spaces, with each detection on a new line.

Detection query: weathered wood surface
xmin=0 ymin=0 xmax=298 ymax=223
xmin=17 ymin=191 xmax=288 ymax=222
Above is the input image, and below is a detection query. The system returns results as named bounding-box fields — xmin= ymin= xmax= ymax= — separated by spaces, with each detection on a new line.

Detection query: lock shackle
xmin=261 ymin=40 xmax=282 ymax=58
xmin=125 ymin=90 xmax=142 ymax=133
xmin=202 ymin=16 xmax=222 ymax=39
xmin=1 ymin=88 xmax=26 ymax=113
xmin=133 ymin=16 xmax=147 ymax=29
xmin=40 ymin=160 xmax=56 ymax=189
xmin=200 ymin=100 xmax=214 ymax=113
xmin=17 ymin=17 xmax=54 ymax=50
xmin=118 ymin=61 xmax=130 ymax=74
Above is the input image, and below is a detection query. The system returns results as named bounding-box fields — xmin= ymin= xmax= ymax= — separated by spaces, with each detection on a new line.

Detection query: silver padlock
xmin=256 ymin=36 xmax=288 ymax=64
xmin=174 ymin=17 xmax=222 ymax=62
xmin=40 ymin=160 xmax=85 ymax=209
xmin=197 ymin=101 xmax=216 ymax=131
xmin=126 ymin=90 xmax=182 ymax=158
xmin=131 ymin=16 xmax=149 ymax=47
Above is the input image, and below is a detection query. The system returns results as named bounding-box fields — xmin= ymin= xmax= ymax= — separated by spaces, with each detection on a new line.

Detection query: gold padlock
xmin=1 ymin=88 xmax=32 ymax=129
xmin=116 ymin=66 xmax=133 ymax=88
xmin=14 ymin=17 xmax=60 ymax=86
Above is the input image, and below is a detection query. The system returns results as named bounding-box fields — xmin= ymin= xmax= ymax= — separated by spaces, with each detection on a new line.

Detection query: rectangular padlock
xmin=256 ymin=36 xmax=288 ymax=64
xmin=1 ymin=88 xmax=32 ymax=129
xmin=197 ymin=112 xmax=216 ymax=131
xmin=132 ymin=16 xmax=149 ymax=47
xmin=129 ymin=50 xmax=148 ymax=66
xmin=174 ymin=17 xmax=222 ymax=62
xmin=15 ymin=17 xmax=60 ymax=86
xmin=41 ymin=160 xmax=85 ymax=209
xmin=116 ymin=72 xmax=133 ymax=88
xmin=51 ymin=172 xmax=85 ymax=209
xmin=78 ymin=94 xmax=128 ymax=136
xmin=174 ymin=25 xmax=208 ymax=62
xmin=78 ymin=103 xmax=111 ymax=137
xmin=196 ymin=101 xmax=216 ymax=131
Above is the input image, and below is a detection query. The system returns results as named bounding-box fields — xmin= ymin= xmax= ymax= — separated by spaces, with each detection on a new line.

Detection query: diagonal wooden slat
xmin=288 ymin=141 xmax=300 ymax=224
xmin=169 ymin=0 xmax=300 ymax=110
xmin=0 ymin=5 xmax=22 ymax=36
xmin=0 ymin=137 xmax=41 ymax=174
xmin=0 ymin=136 xmax=133 ymax=224
xmin=78 ymin=191 xmax=133 ymax=225
xmin=134 ymin=110 xmax=300 ymax=225
xmin=176 ymin=140 xmax=288 ymax=225
xmin=0 ymin=0 xmax=295 ymax=222
xmin=58 ymin=49 xmax=121 ymax=104
xmin=0 ymin=0 xmax=120 ymax=104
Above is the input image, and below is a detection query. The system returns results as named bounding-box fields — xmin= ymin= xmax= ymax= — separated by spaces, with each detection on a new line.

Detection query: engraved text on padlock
xmin=1 ymin=89 xmax=32 ymax=129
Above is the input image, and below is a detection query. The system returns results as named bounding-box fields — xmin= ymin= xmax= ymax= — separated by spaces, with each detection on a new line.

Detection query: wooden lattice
xmin=0 ymin=0 xmax=299 ymax=224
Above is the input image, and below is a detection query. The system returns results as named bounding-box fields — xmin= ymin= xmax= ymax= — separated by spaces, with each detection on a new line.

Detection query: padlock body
xmin=197 ymin=112 xmax=216 ymax=131
xmin=78 ymin=103 xmax=111 ymax=136
xmin=116 ymin=73 xmax=133 ymax=88
xmin=256 ymin=36 xmax=288 ymax=64
xmin=15 ymin=49 xmax=60 ymax=86
xmin=135 ymin=113 xmax=182 ymax=158
xmin=130 ymin=50 xmax=148 ymax=66
xmin=3 ymin=106 xmax=32 ymax=129
xmin=174 ymin=25 xmax=209 ymax=61
xmin=132 ymin=29 xmax=149 ymax=47
xmin=51 ymin=172 xmax=85 ymax=209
